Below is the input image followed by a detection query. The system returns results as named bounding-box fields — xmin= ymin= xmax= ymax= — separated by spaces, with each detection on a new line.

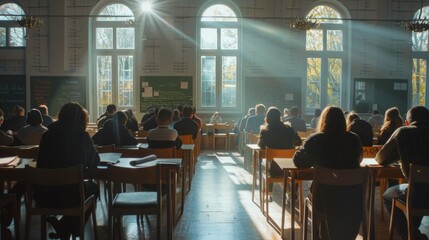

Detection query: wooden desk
xmin=176 ymin=144 xmax=195 ymax=193
xmin=246 ymin=144 xmax=265 ymax=210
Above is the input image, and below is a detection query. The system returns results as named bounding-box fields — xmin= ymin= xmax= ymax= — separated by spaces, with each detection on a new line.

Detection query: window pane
xmin=96 ymin=28 xmax=113 ymax=49
xmin=201 ymin=56 xmax=216 ymax=107
xmin=9 ymin=27 xmax=25 ymax=47
xmin=97 ymin=56 xmax=113 ymax=116
xmin=201 ymin=4 xmax=237 ymax=22
xmin=327 ymin=30 xmax=343 ymax=51
xmin=0 ymin=3 xmax=25 ymax=21
xmin=328 ymin=58 xmax=342 ymax=106
xmin=306 ymin=58 xmax=321 ymax=108
xmin=307 ymin=5 xmax=342 ymax=24
xmin=412 ymin=32 xmax=428 ymax=51
xmin=98 ymin=4 xmax=134 ymax=22
xmin=306 ymin=29 xmax=323 ymax=51
xmin=118 ymin=56 xmax=134 ymax=107
xmin=117 ymin=28 xmax=135 ymax=49
xmin=201 ymin=28 xmax=217 ymax=50
xmin=222 ymin=56 xmax=236 ymax=107
xmin=0 ymin=27 xmax=6 ymax=46
xmin=221 ymin=28 xmax=238 ymax=50
xmin=412 ymin=58 xmax=426 ymax=106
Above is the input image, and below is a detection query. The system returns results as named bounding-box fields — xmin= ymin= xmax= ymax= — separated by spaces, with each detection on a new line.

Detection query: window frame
xmin=0 ymin=2 xmax=26 ymax=48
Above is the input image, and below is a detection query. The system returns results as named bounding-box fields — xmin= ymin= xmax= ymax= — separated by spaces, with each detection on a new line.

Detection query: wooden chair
xmin=212 ymin=123 xmax=229 ymax=150
xmin=135 ymin=130 xmax=148 ymax=138
xmin=389 ymin=164 xmax=429 ymax=240
xmin=116 ymin=147 xmax=175 ymax=158
xmin=262 ymin=148 xmax=297 ymax=221
xmin=178 ymin=135 xmax=194 ymax=144
xmin=0 ymin=193 xmax=20 ymax=240
xmin=24 ymin=165 xmax=98 ymax=240
xmin=302 ymin=167 xmax=371 ymax=240
xmin=107 ymin=163 xmax=175 ymax=240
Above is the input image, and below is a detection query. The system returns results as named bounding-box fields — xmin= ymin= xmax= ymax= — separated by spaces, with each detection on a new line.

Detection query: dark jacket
xmin=92 ymin=120 xmax=138 ymax=146
xmin=245 ymin=114 xmax=265 ymax=134
xmin=1 ymin=116 xmax=26 ymax=132
xmin=173 ymin=118 xmax=199 ymax=139
xmin=284 ymin=116 xmax=307 ymax=132
xmin=348 ymin=119 xmax=373 ymax=146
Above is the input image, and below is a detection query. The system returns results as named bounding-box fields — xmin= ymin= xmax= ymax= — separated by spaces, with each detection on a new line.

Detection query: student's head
xmin=265 ymin=107 xmax=282 ymax=126
xmin=314 ymin=108 xmax=322 ymax=118
xmin=248 ymin=108 xmax=256 ymax=116
xmin=106 ymin=104 xmax=117 ymax=115
xmin=212 ymin=112 xmax=220 ymax=118
xmin=283 ymin=108 xmax=289 ymax=116
xmin=26 ymin=109 xmax=43 ymax=126
xmin=58 ymin=102 xmax=88 ymax=128
xmin=182 ymin=105 xmax=193 ymax=118
xmin=346 ymin=112 xmax=360 ymax=128
xmin=14 ymin=105 xmax=25 ymax=116
xmin=113 ymin=111 xmax=128 ymax=126
xmin=318 ymin=106 xmax=346 ymax=137
xmin=384 ymin=107 xmax=401 ymax=123
xmin=156 ymin=108 xmax=173 ymax=124
xmin=38 ymin=104 xmax=49 ymax=115
xmin=124 ymin=109 xmax=135 ymax=120
xmin=255 ymin=104 xmax=266 ymax=115
xmin=0 ymin=109 xmax=4 ymax=126
xmin=406 ymin=106 xmax=429 ymax=125
xmin=290 ymin=106 xmax=300 ymax=117
xmin=172 ymin=109 xmax=181 ymax=122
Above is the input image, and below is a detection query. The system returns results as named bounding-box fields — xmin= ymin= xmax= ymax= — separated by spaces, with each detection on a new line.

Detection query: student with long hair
xmin=377 ymin=107 xmax=403 ymax=145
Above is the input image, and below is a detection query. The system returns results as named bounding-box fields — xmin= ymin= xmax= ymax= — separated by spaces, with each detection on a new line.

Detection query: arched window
xmin=0 ymin=3 xmax=26 ymax=47
xmin=305 ymin=5 xmax=345 ymax=110
xmin=198 ymin=4 xmax=240 ymax=110
xmin=92 ymin=3 xmax=135 ymax=116
xmin=411 ymin=6 xmax=429 ymax=106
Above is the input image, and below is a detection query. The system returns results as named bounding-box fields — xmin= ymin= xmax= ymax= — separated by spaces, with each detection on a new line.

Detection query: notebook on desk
xmin=0 ymin=156 xmax=21 ymax=167
xmin=99 ymin=153 xmax=122 ymax=165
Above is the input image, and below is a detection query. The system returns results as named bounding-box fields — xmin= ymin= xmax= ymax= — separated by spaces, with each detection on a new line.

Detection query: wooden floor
xmin=5 ymin=149 xmax=429 ymax=239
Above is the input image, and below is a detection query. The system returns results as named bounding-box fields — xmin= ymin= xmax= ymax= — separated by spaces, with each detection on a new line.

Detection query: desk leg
xmin=281 ymin=171 xmax=288 ymax=239
xmin=252 ymin=149 xmax=257 ymax=203
xmin=291 ymin=174 xmax=295 ymax=240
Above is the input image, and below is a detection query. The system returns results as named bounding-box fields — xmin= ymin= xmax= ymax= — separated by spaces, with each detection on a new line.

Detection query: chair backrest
xmin=135 ymin=130 xmax=148 ymax=137
xmin=214 ymin=123 xmax=229 ymax=134
xmin=407 ymin=164 xmax=429 ymax=213
xmin=0 ymin=146 xmax=39 ymax=159
xmin=363 ymin=145 xmax=382 ymax=158
xmin=265 ymin=148 xmax=296 ymax=161
xmin=179 ymin=135 xmax=194 ymax=144
xmin=311 ymin=167 xmax=371 ymax=240
xmin=116 ymin=147 xmax=176 ymax=158
xmin=96 ymin=144 xmax=115 ymax=153
xmin=297 ymin=130 xmax=314 ymax=139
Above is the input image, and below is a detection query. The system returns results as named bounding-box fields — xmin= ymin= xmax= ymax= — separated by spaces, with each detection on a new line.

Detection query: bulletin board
xmin=140 ymin=76 xmax=193 ymax=112
xmin=0 ymin=75 xmax=26 ymax=118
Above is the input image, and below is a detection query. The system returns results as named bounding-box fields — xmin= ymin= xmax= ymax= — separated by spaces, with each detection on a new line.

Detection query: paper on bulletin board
xmin=154 ymin=91 xmax=159 ymax=97
xmin=180 ymin=82 xmax=188 ymax=89
xmin=285 ymin=93 xmax=294 ymax=101
xmin=393 ymin=83 xmax=400 ymax=90
xmin=142 ymin=82 xmax=149 ymax=87
xmin=142 ymin=87 xmax=153 ymax=97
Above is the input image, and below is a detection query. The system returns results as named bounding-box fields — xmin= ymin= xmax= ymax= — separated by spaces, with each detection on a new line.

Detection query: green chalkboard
xmin=31 ymin=76 xmax=86 ymax=117
xmin=0 ymin=75 xmax=26 ymax=118
xmin=140 ymin=76 xmax=193 ymax=112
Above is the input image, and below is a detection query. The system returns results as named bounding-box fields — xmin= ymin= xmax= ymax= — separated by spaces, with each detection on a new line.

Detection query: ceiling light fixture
xmin=17 ymin=15 xmax=43 ymax=29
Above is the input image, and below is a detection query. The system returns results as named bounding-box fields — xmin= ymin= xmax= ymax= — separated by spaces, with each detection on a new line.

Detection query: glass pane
xmin=97 ymin=56 xmax=113 ymax=116
xmin=307 ymin=5 xmax=342 ymax=24
xmin=327 ymin=30 xmax=343 ymax=51
xmin=201 ymin=28 xmax=217 ymax=50
xmin=222 ymin=56 xmax=237 ymax=107
xmin=306 ymin=58 xmax=321 ymax=108
xmin=201 ymin=4 xmax=237 ymax=22
xmin=201 ymin=56 xmax=216 ymax=107
xmin=306 ymin=29 xmax=323 ymax=51
xmin=96 ymin=28 xmax=113 ymax=49
xmin=412 ymin=32 xmax=428 ymax=51
xmin=327 ymin=58 xmax=342 ymax=106
xmin=117 ymin=28 xmax=135 ymax=49
xmin=0 ymin=27 xmax=6 ymax=46
xmin=118 ymin=56 xmax=134 ymax=107
xmin=9 ymin=27 xmax=25 ymax=47
xmin=412 ymin=58 xmax=426 ymax=106
xmin=0 ymin=3 xmax=25 ymax=21
xmin=221 ymin=28 xmax=238 ymax=50
xmin=97 ymin=4 xmax=134 ymax=22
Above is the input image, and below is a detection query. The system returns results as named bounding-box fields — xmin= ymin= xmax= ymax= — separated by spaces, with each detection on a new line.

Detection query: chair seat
xmin=113 ymin=192 xmax=158 ymax=208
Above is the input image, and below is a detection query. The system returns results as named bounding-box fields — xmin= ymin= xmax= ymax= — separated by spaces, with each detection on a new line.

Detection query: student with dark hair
xmin=191 ymin=106 xmax=202 ymax=129
xmin=15 ymin=109 xmax=47 ymax=145
xmin=173 ymin=105 xmax=199 ymax=139
xmin=37 ymin=104 xmax=54 ymax=127
xmin=36 ymin=102 xmax=100 ymax=239
xmin=97 ymin=104 xmax=117 ymax=129
xmin=239 ymin=107 xmax=255 ymax=132
xmin=377 ymin=107 xmax=403 ymax=145
xmin=1 ymin=105 xmax=26 ymax=132
xmin=141 ymin=107 xmax=159 ymax=131
xmin=170 ymin=109 xmax=181 ymax=128
xmin=376 ymin=106 xmax=429 ymax=240
xmin=92 ymin=111 xmax=138 ymax=146
xmin=346 ymin=111 xmax=373 ymax=146
xmin=147 ymin=108 xmax=182 ymax=149
xmin=310 ymin=108 xmax=322 ymax=129
xmin=0 ymin=109 xmax=13 ymax=145
xmin=284 ymin=106 xmax=307 ymax=132
xmin=124 ymin=109 xmax=139 ymax=132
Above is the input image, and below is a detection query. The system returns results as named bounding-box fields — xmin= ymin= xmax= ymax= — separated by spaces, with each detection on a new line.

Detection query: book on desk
xmin=0 ymin=156 xmax=22 ymax=168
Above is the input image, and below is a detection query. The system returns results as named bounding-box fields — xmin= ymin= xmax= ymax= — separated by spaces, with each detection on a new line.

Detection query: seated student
xmin=147 ymin=108 xmax=182 ymax=149
xmin=141 ymin=107 xmax=159 ymax=131
xmin=173 ymin=105 xmax=199 ymax=140
xmin=310 ymin=108 xmax=322 ymax=129
xmin=284 ymin=106 xmax=307 ymax=132
xmin=245 ymin=104 xmax=266 ymax=134
xmin=377 ymin=107 xmax=403 ymax=145
xmin=368 ymin=110 xmax=384 ymax=129
xmin=36 ymin=102 xmax=100 ymax=239
xmin=1 ymin=105 xmax=26 ymax=132
xmin=15 ymin=109 xmax=48 ymax=145
xmin=0 ymin=109 xmax=13 ymax=145
xmin=258 ymin=107 xmax=302 ymax=177
xmin=170 ymin=109 xmax=181 ymax=129
xmin=209 ymin=112 xmax=223 ymax=124
xmin=92 ymin=111 xmax=138 ymax=146
xmin=346 ymin=112 xmax=374 ymax=146
xmin=96 ymin=104 xmax=116 ymax=129
xmin=124 ymin=109 xmax=139 ymax=132
xmin=191 ymin=106 xmax=202 ymax=129
xmin=282 ymin=108 xmax=289 ymax=122
xmin=37 ymin=104 xmax=54 ymax=127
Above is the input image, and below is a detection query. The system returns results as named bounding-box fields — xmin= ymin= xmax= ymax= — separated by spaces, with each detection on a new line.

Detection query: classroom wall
xmin=0 ymin=0 xmax=422 ymax=122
